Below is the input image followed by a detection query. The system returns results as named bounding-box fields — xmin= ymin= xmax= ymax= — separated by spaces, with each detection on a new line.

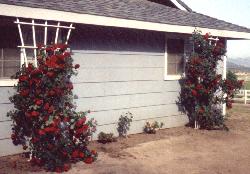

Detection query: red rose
xmin=49 ymin=90 xmax=56 ymax=96
xmin=20 ymin=89 xmax=29 ymax=96
xmin=31 ymin=111 xmax=39 ymax=117
xmin=44 ymin=126 xmax=56 ymax=133
xmin=31 ymin=69 xmax=42 ymax=76
xmin=63 ymin=164 xmax=70 ymax=172
xmin=38 ymin=129 xmax=45 ymax=136
xmin=26 ymin=63 xmax=34 ymax=72
xmin=46 ymin=71 xmax=55 ymax=78
xmin=54 ymin=44 xmax=68 ymax=50
xmin=63 ymin=52 xmax=71 ymax=57
xmin=196 ymin=84 xmax=203 ymax=90
xmin=84 ymin=157 xmax=93 ymax=164
xmin=19 ymin=75 xmax=29 ymax=82
xmin=31 ymin=137 xmax=39 ymax=143
xmin=72 ymin=150 xmax=79 ymax=158
xmin=76 ymin=125 xmax=89 ymax=135
xmin=55 ymin=167 xmax=62 ymax=173
xmin=75 ymin=117 xmax=86 ymax=127
xmin=74 ymin=64 xmax=80 ymax=69
xmin=204 ymin=33 xmax=210 ymax=40
xmin=48 ymin=106 xmax=54 ymax=114
xmin=63 ymin=117 xmax=70 ymax=122
xmin=44 ymin=103 xmax=50 ymax=110
xmin=35 ymin=99 xmax=43 ymax=106
xmin=56 ymin=54 xmax=66 ymax=61
xmin=191 ymin=90 xmax=198 ymax=96
xmin=79 ymin=152 xmax=85 ymax=158
xmin=55 ymin=87 xmax=63 ymax=95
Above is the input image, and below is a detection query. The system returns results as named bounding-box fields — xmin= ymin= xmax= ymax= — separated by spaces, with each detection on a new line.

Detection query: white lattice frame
xmin=15 ymin=18 xmax=75 ymax=68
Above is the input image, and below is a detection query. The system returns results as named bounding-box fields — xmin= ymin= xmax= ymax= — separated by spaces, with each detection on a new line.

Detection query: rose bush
xmin=7 ymin=44 xmax=97 ymax=172
xmin=179 ymin=31 xmax=243 ymax=129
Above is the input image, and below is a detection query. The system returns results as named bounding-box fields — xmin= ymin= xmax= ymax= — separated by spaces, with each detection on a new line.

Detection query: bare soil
xmin=1 ymin=104 xmax=250 ymax=174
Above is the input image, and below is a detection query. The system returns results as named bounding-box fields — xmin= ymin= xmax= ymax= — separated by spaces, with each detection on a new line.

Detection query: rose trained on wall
xmin=7 ymin=44 xmax=97 ymax=172
xmin=179 ymin=31 xmax=243 ymax=129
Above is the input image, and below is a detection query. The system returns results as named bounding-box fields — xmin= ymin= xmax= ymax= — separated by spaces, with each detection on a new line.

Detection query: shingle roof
xmin=1 ymin=0 xmax=250 ymax=33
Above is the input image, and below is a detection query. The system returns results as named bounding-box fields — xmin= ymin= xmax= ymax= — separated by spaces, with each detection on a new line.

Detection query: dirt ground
xmin=1 ymin=104 xmax=250 ymax=174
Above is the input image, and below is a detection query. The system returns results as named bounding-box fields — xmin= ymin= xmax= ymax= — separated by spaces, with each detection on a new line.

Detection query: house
xmin=0 ymin=0 xmax=250 ymax=157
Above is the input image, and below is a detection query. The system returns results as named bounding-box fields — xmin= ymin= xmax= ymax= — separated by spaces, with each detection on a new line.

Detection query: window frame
xmin=164 ymin=35 xmax=186 ymax=81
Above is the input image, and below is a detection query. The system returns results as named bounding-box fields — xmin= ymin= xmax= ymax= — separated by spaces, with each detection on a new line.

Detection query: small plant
xmin=97 ymin=132 xmax=117 ymax=144
xmin=117 ymin=112 xmax=133 ymax=137
xmin=144 ymin=121 xmax=164 ymax=134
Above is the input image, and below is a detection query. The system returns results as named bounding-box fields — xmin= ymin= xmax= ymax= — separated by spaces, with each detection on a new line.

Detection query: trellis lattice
xmin=15 ymin=18 xmax=75 ymax=67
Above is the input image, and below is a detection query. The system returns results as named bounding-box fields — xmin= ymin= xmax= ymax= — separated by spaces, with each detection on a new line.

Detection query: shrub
xmin=179 ymin=31 xmax=243 ymax=130
xmin=144 ymin=121 xmax=164 ymax=134
xmin=97 ymin=132 xmax=117 ymax=144
xmin=7 ymin=44 xmax=97 ymax=172
xmin=117 ymin=112 xmax=133 ymax=137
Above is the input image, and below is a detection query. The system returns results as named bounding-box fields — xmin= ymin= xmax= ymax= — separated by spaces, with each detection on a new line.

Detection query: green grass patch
xmin=243 ymin=81 xmax=250 ymax=90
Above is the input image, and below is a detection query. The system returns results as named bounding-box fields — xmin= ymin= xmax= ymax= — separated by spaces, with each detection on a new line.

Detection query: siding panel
xmin=0 ymin=139 xmax=23 ymax=156
xmin=73 ymin=80 xmax=180 ymax=98
xmin=73 ymin=68 xmax=164 ymax=83
xmin=89 ymin=103 xmax=183 ymax=126
xmin=73 ymin=51 xmax=164 ymax=68
xmin=0 ymin=121 xmax=12 ymax=139
xmin=0 ymin=87 xmax=14 ymax=104
xmin=0 ymin=104 xmax=13 ymax=121
xmin=75 ymin=92 xmax=179 ymax=112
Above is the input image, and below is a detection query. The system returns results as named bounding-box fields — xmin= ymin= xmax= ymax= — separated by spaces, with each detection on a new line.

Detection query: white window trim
xmin=164 ymin=35 xmax=185 ymax=81
xmin=0 ymin=79 xmax=18 ymax=86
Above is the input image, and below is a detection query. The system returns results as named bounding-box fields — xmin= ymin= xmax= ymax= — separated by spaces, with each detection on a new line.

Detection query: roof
xmin=0 ymin=0 xmax=250 ymax=38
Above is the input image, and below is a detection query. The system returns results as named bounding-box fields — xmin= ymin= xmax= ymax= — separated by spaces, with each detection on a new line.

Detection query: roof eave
xmin=1 ymin=3 xmax=250 ymax=40
xmin=171 ymin=0 xmax=192 ymax=12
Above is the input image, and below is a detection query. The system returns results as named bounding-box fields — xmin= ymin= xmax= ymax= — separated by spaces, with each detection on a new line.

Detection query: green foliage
xmin=179 ymin=31 xmax=243 ymax=129
xmin=117 ymin=112 xmax=133 ymax=137
xmin=7 ymin=44 xmax=97 ymax=172
xmin=97 ymin=132 xmax=117 ymax=144
xmin=227 ymin=70 xmax=238 ymax=82
xmin=144 ymin=121 xmax=164 ymax=134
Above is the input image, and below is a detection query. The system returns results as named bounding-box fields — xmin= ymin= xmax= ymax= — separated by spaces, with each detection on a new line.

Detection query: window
xmin=0 ymin=17 xmax=20 ymax=85
xmin=0 ymin=17 xmax=74 ymax=86
xmin=164 ymin=38 xmax=185 ymax=80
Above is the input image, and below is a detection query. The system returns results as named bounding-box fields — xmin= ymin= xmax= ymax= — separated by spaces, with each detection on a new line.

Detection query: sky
xmin=182 ymin=0 xmax=250 ymax=59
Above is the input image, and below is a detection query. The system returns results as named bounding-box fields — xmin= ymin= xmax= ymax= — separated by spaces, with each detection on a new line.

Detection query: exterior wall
xmin=70 ymin=25 xmax=188 ymax=139
xmin=0 ymin=24 xmax=189 ymax=156
xmin=0 ymin=87 xmax=24 ymax=156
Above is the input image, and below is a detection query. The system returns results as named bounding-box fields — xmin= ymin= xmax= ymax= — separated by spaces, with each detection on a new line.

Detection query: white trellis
xmin=15 ymin=18 xmax=75 ymax=67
